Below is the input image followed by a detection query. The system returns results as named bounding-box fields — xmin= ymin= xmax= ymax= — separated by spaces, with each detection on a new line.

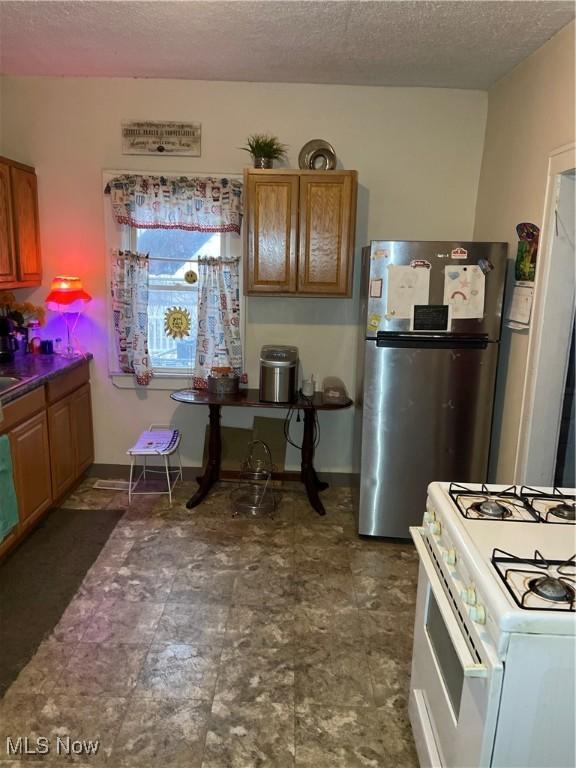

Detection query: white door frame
xmin=514 ymin=143 xmax=576 ymax=484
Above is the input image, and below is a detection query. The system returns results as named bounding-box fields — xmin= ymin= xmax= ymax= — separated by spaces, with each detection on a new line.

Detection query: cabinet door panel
xmin=72 ymin=383 xmax=94 ymax=475
xmin=10 ymin=412 xmax=52 ymax=523
xmin=48 ymin=397 xmax=75 ymax=499
xmin=245 ymin=173 xmax=298 ymax=293
xmin=0 ymin=162 xmax=16 ymax=284
xmin=298 ymin=173 xmax=356 ymax=296
xmin=11 ymin=167 xmax=42 ymax=284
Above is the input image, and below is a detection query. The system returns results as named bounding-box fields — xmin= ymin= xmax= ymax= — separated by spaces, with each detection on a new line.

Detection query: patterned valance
xmin=105 ymin=174 xmax=243 ymax=234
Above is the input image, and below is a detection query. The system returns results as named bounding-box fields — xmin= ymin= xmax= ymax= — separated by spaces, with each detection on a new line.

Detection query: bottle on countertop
xmin=302 ymin=375 xmax=315 ymax=397
xmin=14 ymin=327 xmax=27 ymax=355
xmin=27 ymin=319 xmax=42 ymax=353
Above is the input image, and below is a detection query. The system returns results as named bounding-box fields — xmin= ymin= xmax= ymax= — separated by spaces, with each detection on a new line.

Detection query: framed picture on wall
xmin=122 ymin=121 xmax=201 ymax=156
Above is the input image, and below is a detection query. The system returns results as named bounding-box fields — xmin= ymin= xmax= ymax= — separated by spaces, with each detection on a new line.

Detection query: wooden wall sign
xmin=122 ymin=121 xmax=201 ymax=156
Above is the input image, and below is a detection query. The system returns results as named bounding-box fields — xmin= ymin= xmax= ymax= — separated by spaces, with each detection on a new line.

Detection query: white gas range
xmin=409 ymin=482 xmax=576 ymax=768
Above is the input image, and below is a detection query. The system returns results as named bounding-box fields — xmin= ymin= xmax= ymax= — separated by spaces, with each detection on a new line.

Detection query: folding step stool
xmin=126 ymin=424 xmax=183 ymax=505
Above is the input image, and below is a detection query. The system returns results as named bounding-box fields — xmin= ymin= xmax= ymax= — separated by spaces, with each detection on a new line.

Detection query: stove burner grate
xmin=469 ymin=498 xmax=512 ymax=519
xmin=449 ymin=483 xmax=538 ymax=522
xmin=491 ymin=549 xmax=576 ymax=612
xmin=548 ymin=502 xmax=576 ymax=522
xmin=558 ymin=560 xmax=576 ymax=577
xmin=520 ymin=486 xmax=576 ymax=525
xmin=528 ymin=576 xmax=575 ymax=604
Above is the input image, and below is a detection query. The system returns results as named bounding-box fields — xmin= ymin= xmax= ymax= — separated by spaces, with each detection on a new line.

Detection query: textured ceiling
xmin=0 ymin=1 xmax=574 ymax=89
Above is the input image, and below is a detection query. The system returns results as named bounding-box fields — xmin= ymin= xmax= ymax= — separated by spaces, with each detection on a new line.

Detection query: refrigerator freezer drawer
xmin=358 ymin=340 xmax=499 ymax=537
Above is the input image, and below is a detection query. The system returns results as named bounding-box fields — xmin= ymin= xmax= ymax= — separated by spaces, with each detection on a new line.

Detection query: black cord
xmin=283 ymin=403 xmax=301 ymax=449
xmin=300 ymin=391 xmax=321 ymax=449
xmin=283 ymin=390 xmax=321 ymax=451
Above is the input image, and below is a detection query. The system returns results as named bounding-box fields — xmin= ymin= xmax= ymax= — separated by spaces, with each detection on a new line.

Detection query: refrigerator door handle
xmin=374 ymin=335 xmax=489 ymax=350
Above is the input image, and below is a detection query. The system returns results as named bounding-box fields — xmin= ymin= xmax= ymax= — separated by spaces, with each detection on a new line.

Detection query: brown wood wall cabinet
xmin=0 ymin=362 xmax=94 ymax=559
xmin=0 ymin=156 xmax=42 ymax=289
xmin=244 ymin=169 xmax=357 ymax=297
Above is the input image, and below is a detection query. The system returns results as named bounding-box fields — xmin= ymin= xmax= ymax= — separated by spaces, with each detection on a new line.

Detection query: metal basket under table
xmin=230 ymin=440 xmax=277 ymax=518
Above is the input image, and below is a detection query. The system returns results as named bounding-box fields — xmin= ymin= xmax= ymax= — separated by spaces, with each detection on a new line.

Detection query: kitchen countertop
xmin=0 ymin=353 xmax=93 ymax=405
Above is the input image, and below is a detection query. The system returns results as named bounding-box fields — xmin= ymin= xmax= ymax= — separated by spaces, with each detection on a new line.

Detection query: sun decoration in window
xmin=164 ymin=306 xmax=191 ymax=339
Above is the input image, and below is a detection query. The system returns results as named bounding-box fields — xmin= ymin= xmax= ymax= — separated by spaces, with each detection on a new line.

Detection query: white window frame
xmin=103 ymin=169 xmax=245 ymax=390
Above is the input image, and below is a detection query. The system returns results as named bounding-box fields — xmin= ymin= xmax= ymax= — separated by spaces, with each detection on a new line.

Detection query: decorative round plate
xmin=298 ymin=139 xmax=337 ymax=170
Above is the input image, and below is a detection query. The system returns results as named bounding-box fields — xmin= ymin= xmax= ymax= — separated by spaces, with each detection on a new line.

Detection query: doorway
xmin=555 ymin=324 xmax=575 ymax=486
xmin=515 ymin=146 xmax=576 ymax=486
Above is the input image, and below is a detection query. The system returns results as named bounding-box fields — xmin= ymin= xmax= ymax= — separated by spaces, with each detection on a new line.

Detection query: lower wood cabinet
xmin=71 ymin=384 xmax=94 ymax=475
xmin=9 ymin=410 xmax=52 ymax=525
xmin=48 ymin=382 xmax=94 ymax=499
xmin=48 ymin=396 xmax=75 ymax=500
xmin=0 ymin=361 xmax=94 ymax=559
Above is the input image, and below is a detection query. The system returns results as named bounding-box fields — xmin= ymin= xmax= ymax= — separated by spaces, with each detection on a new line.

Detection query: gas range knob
xmin=429 ymin=520 xmax=442 ymax=536
xmin=461 ymin=586 xmax=477 ymax=605
xmin=424 ymin=509 xmax=436 ymax=524
xmin=470 ymin=604 xmax=486 ymax=624
xmin=444 ymin=547 xmax=457 ymax=566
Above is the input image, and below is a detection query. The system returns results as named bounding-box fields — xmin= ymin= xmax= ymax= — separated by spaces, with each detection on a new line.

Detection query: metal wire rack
xmin=230 ymin=440 xmax=277 ymax=518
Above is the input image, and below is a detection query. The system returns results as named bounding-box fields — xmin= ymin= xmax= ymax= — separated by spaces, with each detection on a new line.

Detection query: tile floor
xmin=0 ymin=479 xmax=419 ymax=767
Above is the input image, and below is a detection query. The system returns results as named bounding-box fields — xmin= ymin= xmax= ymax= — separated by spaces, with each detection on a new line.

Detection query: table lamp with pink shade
xmin=45 ymin=276 xmax=92 ymax=357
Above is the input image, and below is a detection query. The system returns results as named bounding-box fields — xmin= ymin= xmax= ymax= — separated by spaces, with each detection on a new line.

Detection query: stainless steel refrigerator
xmin=357 ymin=240 xmax=507 ymax=538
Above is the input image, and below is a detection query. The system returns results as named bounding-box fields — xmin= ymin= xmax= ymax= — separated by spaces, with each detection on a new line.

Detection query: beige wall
xmin=474 ymin=22 xmax=575 ymax=482
xmin=0 ymin=76 xmax=487 ymax=471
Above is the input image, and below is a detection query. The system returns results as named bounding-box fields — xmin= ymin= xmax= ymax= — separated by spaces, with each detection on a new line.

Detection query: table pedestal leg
xmin=301 ymin=408 xmax=327 ymax=515
xmin=312 ymin=467 xmax=329 ymax=492
xmin=186 ymin=404 xmax=221 ymax=509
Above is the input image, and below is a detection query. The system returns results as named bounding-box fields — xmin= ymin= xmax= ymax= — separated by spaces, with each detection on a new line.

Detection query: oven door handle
xmin=411 ymin=527 xmax=488 ymax=679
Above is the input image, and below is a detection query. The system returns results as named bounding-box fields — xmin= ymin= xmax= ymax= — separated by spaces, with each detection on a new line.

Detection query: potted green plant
xmin=0 ymin=291 xmax=45 ymax=328
xmin=241 ymin=133 xmax=287 ymax=168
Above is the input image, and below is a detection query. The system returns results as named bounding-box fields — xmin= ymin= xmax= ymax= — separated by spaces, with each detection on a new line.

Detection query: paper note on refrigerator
xmin=386 ymin=265 xmax=431 ymax=319
xmin=443 ymin=265 xmax=485 ymax=319
xmin=370 ymin=279 xmax=383 ymax=298
xmin=508 ymin=284 xmax=534 ymax=325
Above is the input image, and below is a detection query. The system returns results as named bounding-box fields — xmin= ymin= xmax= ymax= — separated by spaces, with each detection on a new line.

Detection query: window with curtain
xmin=106 ymin=173 xmax=243 ymax=387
